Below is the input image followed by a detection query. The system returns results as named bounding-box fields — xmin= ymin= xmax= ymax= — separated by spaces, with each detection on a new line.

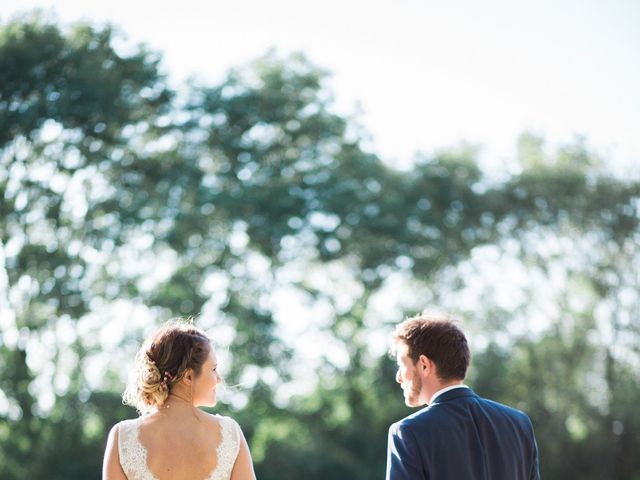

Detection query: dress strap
xmin=118 ymin=418 xmax=157 ymax=480
xmin=209 ymin=416 xmax=242 ymax=480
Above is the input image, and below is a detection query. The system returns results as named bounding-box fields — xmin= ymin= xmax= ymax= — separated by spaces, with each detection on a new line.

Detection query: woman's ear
xmin=182 ymin=368 xmax=194 ymax=385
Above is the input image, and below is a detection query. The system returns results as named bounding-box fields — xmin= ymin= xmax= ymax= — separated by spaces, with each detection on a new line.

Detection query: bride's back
xmin=140 ymin=411 xmax=222 ymax=480
xmin=118 ymin=409 xmax=240 ymax=480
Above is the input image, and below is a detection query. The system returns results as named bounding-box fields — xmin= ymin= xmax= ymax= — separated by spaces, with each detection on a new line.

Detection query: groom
xmin=386 ymin=313 xmax=540 ymax=480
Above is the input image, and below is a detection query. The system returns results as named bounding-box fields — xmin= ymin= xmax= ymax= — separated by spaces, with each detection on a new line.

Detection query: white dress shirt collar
xmin=429 ymin=384 xmax=469 ymax=405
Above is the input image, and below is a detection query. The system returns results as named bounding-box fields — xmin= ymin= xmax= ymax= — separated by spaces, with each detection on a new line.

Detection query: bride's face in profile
xmin=193 ymin=347 xmax=222 ymax=407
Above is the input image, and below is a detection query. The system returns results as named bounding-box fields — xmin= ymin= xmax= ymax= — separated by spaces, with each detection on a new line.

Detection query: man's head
xmin=391 ymin=313 xmax=470 ymax=407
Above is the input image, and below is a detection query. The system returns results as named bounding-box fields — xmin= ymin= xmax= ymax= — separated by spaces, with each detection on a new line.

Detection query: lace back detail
xmin=118 ymin=419 xmax=158 ymax=480
xmin=117 ymin=415 xmax=241 ymax=480
xmin=208 ymin=416 xmax=241 ymax=480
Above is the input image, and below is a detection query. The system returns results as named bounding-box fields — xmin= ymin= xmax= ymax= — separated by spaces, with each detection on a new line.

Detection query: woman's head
xmin=123 ymin=320 xmax=221 ymax=414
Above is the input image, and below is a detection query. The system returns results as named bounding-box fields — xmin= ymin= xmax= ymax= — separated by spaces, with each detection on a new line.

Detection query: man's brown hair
xmin=392 ymin=313 xmax=470 ymax=381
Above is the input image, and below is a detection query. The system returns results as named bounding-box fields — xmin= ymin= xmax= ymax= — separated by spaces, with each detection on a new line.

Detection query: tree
xmin=1 ymin=14 xmax=639 ymax=480
xmin=0 ymin=14 xmax=171 ymax=478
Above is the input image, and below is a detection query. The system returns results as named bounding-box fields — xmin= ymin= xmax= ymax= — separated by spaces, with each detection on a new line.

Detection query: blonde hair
xmin=123 ymin=320 xmax=211 ymax=415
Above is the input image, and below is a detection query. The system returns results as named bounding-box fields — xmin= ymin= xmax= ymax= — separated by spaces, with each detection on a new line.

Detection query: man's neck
xmin=427 ymin=381 xmax=466 ymax=405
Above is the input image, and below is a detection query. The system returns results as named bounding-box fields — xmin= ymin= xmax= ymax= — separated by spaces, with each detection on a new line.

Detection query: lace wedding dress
xmin=117 ymin=415 xmax=241 ymax=480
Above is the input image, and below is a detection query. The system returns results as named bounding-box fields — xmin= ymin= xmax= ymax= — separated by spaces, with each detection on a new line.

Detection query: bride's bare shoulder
xmin=199 ymin=411 xmax=241 ymax=432
xmin=198 ymin=410 xmax=227 ymax=426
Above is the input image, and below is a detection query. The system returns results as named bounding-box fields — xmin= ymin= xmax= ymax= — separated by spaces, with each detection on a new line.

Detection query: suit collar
xmin=429 ymin=384 xmax=470 ymax=404
xmin=430 ymin=386 xmax=478 ymax=405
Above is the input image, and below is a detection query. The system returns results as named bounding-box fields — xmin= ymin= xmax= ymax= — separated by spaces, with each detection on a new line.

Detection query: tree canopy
xmin=1 ymin=15 xmax=639 ymax=480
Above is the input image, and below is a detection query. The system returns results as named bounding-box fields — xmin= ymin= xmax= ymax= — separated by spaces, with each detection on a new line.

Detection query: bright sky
xmin=3 ymin=0 xmax=640 ymax=172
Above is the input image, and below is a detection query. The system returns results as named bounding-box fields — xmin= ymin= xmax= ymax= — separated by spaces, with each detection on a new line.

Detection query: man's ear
xmin=418 ymin=355 xmax=432 ymax=374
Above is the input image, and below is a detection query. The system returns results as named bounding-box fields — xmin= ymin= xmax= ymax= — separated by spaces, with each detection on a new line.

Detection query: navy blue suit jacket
xmin=386 ymin=388 xmax=540 ymax=480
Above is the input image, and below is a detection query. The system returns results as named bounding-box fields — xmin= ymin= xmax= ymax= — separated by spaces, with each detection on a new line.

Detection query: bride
xmin=102 ymin=321 xmax=256 ymax=480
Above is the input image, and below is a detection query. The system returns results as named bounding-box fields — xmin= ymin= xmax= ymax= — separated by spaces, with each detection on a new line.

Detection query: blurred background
xmin=1 ymin=2 xmax=639 ymax=479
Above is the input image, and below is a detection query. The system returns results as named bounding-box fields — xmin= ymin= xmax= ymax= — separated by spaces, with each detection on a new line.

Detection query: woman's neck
xmin=160 ymin=391 xmax=195 ymax=411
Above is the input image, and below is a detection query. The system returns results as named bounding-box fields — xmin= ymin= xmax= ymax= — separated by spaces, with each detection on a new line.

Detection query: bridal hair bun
xmin=123 ymin=320 xmax=211 ymax=415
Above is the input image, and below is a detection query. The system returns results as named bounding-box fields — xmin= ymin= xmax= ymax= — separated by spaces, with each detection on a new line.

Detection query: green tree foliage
xmin=1 ymin=15 xmax=639 ymax=480
xmin=0 ymin=14 xmax=171 ymax=479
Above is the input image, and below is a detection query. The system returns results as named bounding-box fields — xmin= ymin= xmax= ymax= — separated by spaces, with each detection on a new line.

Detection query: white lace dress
xmin=117 ymin=415 xmax=241 ymax=480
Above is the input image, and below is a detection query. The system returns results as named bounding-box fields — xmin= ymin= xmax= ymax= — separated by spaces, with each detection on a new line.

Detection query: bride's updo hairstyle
xmin=123 ymin=320 xmax=211 ymax=414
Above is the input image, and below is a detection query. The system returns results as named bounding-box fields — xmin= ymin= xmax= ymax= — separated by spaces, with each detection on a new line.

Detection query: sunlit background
xmin=1 ymin=1 xmax=639 ymax=479
xmin=4 ymin=0 xmax=640 ymax=170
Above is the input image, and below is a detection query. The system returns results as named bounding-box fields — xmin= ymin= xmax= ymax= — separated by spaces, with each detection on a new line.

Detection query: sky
xmin=3 ymin=0 xmax=640 ymax=173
